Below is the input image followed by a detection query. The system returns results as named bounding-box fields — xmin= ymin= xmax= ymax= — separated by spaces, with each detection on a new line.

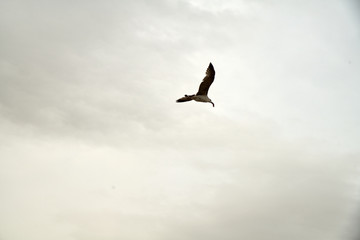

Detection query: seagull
xmin=176 ymin=62 xmax=216 ymax=107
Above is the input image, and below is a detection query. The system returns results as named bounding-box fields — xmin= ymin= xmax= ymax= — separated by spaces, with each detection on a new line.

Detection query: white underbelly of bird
xmin=193 ymin=95 xmax=212 ymax=103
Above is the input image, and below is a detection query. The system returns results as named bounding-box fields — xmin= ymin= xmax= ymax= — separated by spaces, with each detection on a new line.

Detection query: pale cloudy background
xmin=0 ymin=0 xmax=360 ymax=239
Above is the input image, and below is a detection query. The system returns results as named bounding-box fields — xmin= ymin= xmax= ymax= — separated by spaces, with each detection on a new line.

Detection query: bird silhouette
xmin=176 ymin=62 xmax=216 ymax=107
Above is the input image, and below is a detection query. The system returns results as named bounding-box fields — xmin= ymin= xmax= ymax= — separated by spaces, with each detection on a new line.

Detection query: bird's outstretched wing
xmin=196 ymin=63 xmax=215 ymax=96
xmin=176 ymin=94 xmax=195 ymax=102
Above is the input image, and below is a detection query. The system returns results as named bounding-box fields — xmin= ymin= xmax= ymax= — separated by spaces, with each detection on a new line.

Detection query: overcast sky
xmin=1 ymin=0 xmax=360 ymax=239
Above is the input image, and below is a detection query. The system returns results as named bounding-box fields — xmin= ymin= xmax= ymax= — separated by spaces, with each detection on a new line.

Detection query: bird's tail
xmin=176 ymin=94 xmax=195 ymax=103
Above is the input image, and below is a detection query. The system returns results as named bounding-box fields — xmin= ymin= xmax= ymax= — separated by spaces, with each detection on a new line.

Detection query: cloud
xmin=0 ymin=0 xmax=359 ymax=239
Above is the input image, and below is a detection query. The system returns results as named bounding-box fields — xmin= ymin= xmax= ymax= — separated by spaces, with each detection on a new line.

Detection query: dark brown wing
xmin=196 ymin=63 xmax=215 ymax=96
xmin=176 ymin=95 xmax=195 ymax=102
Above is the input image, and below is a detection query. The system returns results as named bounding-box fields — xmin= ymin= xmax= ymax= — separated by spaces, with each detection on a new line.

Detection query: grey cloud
xmin=0 ymin=0 xmax=359 ymax=240
xmin=0 ymin=0 xmax=228 ymax=136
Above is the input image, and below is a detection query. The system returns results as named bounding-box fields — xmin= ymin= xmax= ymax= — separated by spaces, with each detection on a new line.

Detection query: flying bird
xmin=176 ymin=62 xmax=216 ymax=107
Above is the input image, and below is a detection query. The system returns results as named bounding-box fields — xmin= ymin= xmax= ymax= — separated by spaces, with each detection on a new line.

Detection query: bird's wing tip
xmin=207 ymin=62 xmax=215 ymax=73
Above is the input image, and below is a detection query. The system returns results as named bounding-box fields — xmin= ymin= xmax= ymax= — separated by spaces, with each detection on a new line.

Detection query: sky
xmin=0 ymin=0 xmax=360 ymax=239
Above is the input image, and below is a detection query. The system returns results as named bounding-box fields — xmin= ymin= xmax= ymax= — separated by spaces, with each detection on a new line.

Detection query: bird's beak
xmin=211 ymin=102 xmax=215 ymax=107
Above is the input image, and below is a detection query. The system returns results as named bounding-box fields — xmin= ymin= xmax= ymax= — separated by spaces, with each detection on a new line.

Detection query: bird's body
xmin=176 ymin=63 xmax=216 ymax=107
xmin=193 ymin=95 xmax=212 ymax=103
